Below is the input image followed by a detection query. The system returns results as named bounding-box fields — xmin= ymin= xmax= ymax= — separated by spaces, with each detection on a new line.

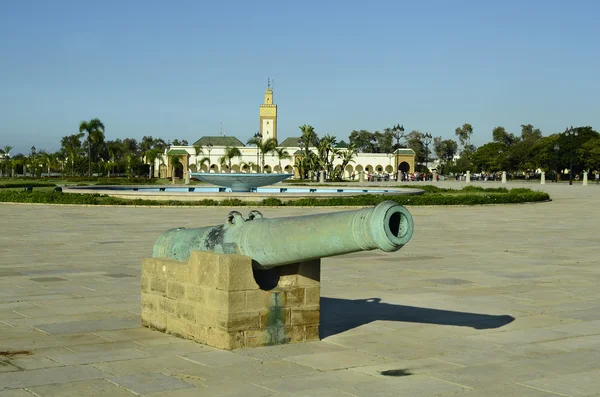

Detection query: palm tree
xmin=337 ymin=144 xmax=358 ymax=180
xmin=198 ymin=156 xmax=210 ymax=173
xmin=1 ymin=146 xmax=11 ymax=177
xmin=318 ymin=134 xmax=337 ymax=178
xmin=167 ymin=154 xmax=182 ymax=183
xmin=299 ymin=125 xmax=318 ymax=155
xmin=40 ymin=151 xmax=54 ymax=177
xmin=79 ymin=118 xmax=105 ymax=177
xmin=145 ymin=148 xmax=161 ymax=178
xmin=10 ymin=157 xmax=22 ymax=177
xmin=193 ymin=144 xmax=203 ymax=171
xmin=246 ymin=137 xmax=277 ymax=173
xmin=298 ymin=125 xmax=318 ymax=179
xmin=218 ymin=146 xmax=242 ymax=173
xmin=274 ymin=147 xmax=291 ymax=173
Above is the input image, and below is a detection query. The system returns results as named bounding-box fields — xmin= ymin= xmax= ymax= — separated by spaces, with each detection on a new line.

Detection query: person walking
xmin=595 ymin=172 xmax=599 ymax=185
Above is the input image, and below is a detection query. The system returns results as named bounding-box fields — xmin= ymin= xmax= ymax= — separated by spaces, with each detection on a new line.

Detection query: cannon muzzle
xmin=153 ymin=201 xmax=413 ymax=269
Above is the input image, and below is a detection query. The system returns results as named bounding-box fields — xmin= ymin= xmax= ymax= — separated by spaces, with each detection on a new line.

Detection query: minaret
xmin=259 ymin=78 xmax=277 ymax=143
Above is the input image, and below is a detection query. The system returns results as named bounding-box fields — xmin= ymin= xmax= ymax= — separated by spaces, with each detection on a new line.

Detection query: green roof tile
xmin=192 ymin=136 xmax=246 ymax=147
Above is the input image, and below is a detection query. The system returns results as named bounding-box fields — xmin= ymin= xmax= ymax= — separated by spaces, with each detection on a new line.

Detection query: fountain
xmin=190 ymin=172 xmax=293 ymax=192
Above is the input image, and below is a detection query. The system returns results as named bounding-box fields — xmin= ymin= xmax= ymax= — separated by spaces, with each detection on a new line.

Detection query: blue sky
xmin=1 ymin=0 xmax=599 ymax=155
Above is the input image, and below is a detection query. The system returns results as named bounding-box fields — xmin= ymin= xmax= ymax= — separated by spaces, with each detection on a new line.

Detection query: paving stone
xmin=0 ymin=390 xmax=37 ymax=397
xmin=30 ymin=277 xmax=68 ymax=282
xmin=437 ymin=383 xmax=563 ymax=396
xmin=178 ymin=350 xmax=258 ymax=367
xmin=34 ymin=317 xmax=140 ymax=334
xmin=349 ymin=358 xmax=464 ymax=377
xmin=0 ymin=365 xmax=105 ymax=390
xmin=92 ymin=356 xmax=203 ymax=376
xmin=257 ymin=370 xmax=375 ymax=393
xmin=337 ymin=374 xmax=471 ymax=397
xmin=28 ymin=379 xmax=137 ymax=396
xmin=432 ymin=361 xmax=554 ymax=389
xmin=284 ymin=349 xmax=389 ymax=371
xmin=108 ymin=372 xmax=194 ymax=394
xmin=519 ymin=369 xmax=600 ymax=396
xmin=47 ymin=348 xmax=150 ymax=365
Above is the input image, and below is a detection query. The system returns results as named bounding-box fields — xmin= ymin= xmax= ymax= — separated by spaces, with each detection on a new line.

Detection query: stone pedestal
xmin=540 ymin=171 xmax=545 ymax=184
xmin=502 ymin=171 xmax=507 ymax=184
xmin=359 ymin=171 xmax=365 ymax=182
xmin=141 ymin=251 xmax=320 ymax=350
xmin=432 ymin=170 xmax=438 ymax=182
xmin=465 ymin=171 xmax=471 ymax=183
xmin=583 ymin=171 xmax=588 ymax=186
xmin=185 ymin=171 xmax=191 ymax=185
xmin=319 ymin=171 xmax=325 ymax=184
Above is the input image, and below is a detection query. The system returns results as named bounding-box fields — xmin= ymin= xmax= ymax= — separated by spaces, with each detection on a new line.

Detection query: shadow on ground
xmin=320 ymin=297 xmax=515 ymax=338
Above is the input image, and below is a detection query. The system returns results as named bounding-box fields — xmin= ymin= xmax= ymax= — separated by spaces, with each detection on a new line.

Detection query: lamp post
xmin=554 ymin=143 xmax=560 ymax=183
xmin=254 ymin=132 xmax=262 ymax=173
xmin=423 ymin=132 xmax=432 ymax=173
xmin=564 ymin=126 xmax=578 ymax=185
xmin=392 ymin=124 xmax=405 ymax=147
xmin=206 ymin=142 xmax=213 ymax=173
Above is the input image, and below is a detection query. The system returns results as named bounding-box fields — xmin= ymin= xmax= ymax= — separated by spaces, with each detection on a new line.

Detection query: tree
xmin=299 ymin=125 xmax=318 ymax=156
xmin=246 ymin=137 xmax=277 ymax=173
xmin=145 ymin=148 xmax=161 ymax=178
xmin=40 ymin=151 xmax=54 ymax=177
xmin=218 ymin=146 xmax=242 ymax=173
xmin=193 ymin=144 xmax=204 ymax=171
xmin=433 ymin=137 xmax=458 ymax=174
xmin=318 ymin=134 xmax=337 ymax=177
xmin=455 ymin=123 xmax=473 ymax=151
xmin=336 ymin=144 xmax=357 ymax=180
xmin=373 ymin=130 xmax=394 ymax=153
xmin=492 ymin=126 xmax=518 ymax=146
xmin=61 ymin=133 xmax=84 ymax=176
xmin=521 ymin=124 xmax=542 ymax=141
xmin=348 ymin=130 xmax=375 ymax=153
xmin=405 ymin=130 xmax=425 ymax=165
xmin=1 ymin=145 xmax=12 ymax=177
xmin=471 ymin=142 xmax=507 ymax=172
xmin=79 ymin=118 xmax=105 ymax=177
xmin=582 ymin=136 xmax=600 ymax=172
xmin=274 ymin=147 xmax=291 ymax=172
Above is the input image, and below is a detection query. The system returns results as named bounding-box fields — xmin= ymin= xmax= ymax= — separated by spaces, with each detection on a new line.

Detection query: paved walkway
xmin=1 ymin=182 xmax=599 ymax=396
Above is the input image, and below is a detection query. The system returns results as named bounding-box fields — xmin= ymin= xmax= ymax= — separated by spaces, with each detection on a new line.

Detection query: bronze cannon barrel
xmin=153 ymin=201 xmax=414 ymax=269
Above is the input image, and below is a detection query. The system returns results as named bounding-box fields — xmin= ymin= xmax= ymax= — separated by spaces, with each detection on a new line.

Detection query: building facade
xmin=157 ymin=82 xmax=415 ymax=179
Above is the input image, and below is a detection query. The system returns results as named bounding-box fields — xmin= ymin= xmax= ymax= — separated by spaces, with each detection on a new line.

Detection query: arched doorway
xmin=398 ymin=162 xmax=410 ymax=172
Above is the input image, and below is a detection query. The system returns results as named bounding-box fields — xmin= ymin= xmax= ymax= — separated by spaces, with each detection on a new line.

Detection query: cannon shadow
xmin=319 ymin=297 xmax=515 ymax=338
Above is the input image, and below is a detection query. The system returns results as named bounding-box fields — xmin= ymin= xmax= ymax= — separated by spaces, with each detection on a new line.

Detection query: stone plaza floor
xmin=1 ymin=181 xmax=599 ymax=396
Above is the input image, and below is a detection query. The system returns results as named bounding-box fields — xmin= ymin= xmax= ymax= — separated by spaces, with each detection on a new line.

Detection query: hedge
xmin=0 ymin=188 xmax=550 ymax=207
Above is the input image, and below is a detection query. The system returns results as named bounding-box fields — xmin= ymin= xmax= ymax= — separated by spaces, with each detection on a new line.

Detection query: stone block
xmin=167 ymin=316 xmax=195 ymax=339
xmin=304 ymin=286 xmax=320 ymax=306
xmin=175 ymin=301 xmax=196 ymax=322
xmin=218 ymin=311 xmax=260 ymax=331
xmin=186 ymin=285 xmax=207 ymax=305
xmin=291 ymin=307 xmax=320 ymax=326
xmin=286 ymin=288 xmax=305 ymax=308
xmin=141 ymin=292 xmax=158 ymax=312
xmin=141 ymin=274 xmax=151 ymax=293
xmin=245 ymin=289 xmax=271 ymax=311
xmin=158 ymin=297 xmax=177 ymax=315
xmin=150 ymin=278 xmax=167 ymax=296
xmin=166 ymin=280 xmax=186 ymax=300
xmin=142 ymin=311 xmax=167 ymax=332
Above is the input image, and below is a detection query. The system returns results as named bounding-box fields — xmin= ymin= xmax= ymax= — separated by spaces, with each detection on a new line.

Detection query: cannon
xmin=153 ymin=201 xmax=414 ymax=269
